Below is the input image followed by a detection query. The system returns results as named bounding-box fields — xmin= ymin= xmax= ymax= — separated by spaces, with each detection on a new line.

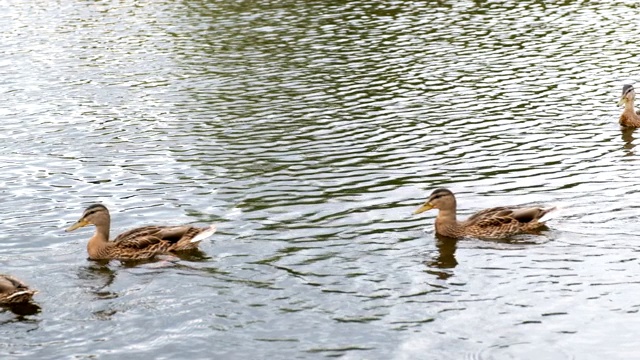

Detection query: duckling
xmin=66 ymin=204 xmax=217 ymax=260
xmin=618 ymin=84 xmax=640 ymax=127
xmin=0 ymin=274 xmax=37 ymax=304
xmin=413 ymin=188 xmax=556 ymax=239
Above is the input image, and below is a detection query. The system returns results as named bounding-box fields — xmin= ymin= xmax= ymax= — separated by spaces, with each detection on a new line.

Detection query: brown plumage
xmin=0 ymin=274 xmax=37 ymax=305
xmin=413 ymin=188 xmax=556 ymax=239
xmin=618 ymin=84 xmax=640 ymax=127
xmin=66 ymin=204 xmax=217 ymax=260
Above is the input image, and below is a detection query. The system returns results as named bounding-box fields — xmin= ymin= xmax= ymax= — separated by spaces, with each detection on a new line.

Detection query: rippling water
xmin=1 ymin=0 xmax=639 ymax=358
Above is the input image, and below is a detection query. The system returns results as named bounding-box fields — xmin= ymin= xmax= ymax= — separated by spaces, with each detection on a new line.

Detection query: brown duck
xmin=618 ymin=84 xmax=640 ymax=127
xmin=413 ymin=188 xmax=556 ymax=239
xmin=66 ymin=204 xmax=217 ymax=260
xmin=0 ymin=274 xmax=37 ymax=304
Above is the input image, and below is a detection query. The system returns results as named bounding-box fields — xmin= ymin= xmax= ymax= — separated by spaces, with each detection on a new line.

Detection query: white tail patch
xmin=539 ymin=206 xmax=561 ymax=223
xmin=190 ymin=224 xmax=217 ymax=243
xmin=7 ymin=290 xmax=37 ymax=300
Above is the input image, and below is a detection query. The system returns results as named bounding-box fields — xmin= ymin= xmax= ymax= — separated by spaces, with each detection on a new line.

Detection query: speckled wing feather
xmin=111 ymin=225 xmax=205 ymax=255
xmin=114 ymin=226 xmax=192 ymax=244
xmin=465 ymin=207 xmax=512 ymax=224
xmin=468 ymin=206 xmax=550 ymax=237
xmin=474 ymin=216 xmax=517 ymax=228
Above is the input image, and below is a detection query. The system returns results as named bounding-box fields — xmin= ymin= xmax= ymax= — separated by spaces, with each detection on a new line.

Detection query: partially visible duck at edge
xmin=0 ymin=274 xmax=37 ymax=305
xmin=618 ymin=84 xmax=640 ymax=127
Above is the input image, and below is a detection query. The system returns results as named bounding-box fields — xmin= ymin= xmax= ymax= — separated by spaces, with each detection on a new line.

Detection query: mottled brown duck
xmin=413 ymin=188 xmax=556 ymax=239
xmin=66 ymin=204 xmax=217 ymax=260
xmin=618 ymin=84 xmax=640 ymax=127
xmin=0 ymin=274 xmax=37 ymax=305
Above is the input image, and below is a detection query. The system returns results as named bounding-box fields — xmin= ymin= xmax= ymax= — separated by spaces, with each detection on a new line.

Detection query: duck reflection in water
xmin=77 ymin=263 xmax=118 ymax=300
xmin=76 ymin=264 xmax=125 ymax=321
xmin=424 ymin=234 xmax=459 ymax=280
xmin=0 ymin=301 xmax=40 ymax=317
xmin=620 ymin=127 xmax=636 ymax=156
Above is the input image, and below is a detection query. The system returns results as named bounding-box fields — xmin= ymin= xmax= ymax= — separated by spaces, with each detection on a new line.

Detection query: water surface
xmin=0 ymin=1 xmax=639 ymax=359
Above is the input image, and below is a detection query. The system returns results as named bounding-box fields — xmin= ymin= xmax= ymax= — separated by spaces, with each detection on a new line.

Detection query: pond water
xmin=1 ymin=0 xmax=639 ymax=359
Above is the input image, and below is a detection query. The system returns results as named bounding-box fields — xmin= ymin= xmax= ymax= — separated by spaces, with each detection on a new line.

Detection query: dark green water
xmin=0 ymin=1 xmax=638 ymax=359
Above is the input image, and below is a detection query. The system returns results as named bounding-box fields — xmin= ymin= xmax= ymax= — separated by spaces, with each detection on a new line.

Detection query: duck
xmin=65 ymin=204 xmax=217 ymax=260
xmin=618 ymin=84 xmax=640 ymax=127
xmin=0 ymin=274 xmax=37 ymax=305
xmin=413 ymin=188 xmax=556 ymax=239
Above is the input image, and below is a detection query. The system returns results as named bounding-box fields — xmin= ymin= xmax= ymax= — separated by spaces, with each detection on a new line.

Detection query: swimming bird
xmin=0 ymin=274 xmax=37 ymax=304
xmin=66 ymin=204 xmax=217 ymax=260
xmin=413 ymin=188 xmax=556 ymax=239
xmin=618 ymin=84 xmax=640 ymax=127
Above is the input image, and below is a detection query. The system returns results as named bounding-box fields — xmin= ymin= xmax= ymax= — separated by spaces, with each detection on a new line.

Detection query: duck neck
xmin=87 ymin=223 xmax=110 ymax=258
xmin=625 ymin=98 xmax=636 ymax=114
xmin=435 ymin=208 xmax=459 ymax=231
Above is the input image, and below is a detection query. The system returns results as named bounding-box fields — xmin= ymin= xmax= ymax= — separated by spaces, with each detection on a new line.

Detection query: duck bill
xmin=66 ymin=219 xmax=89 ymax=232
xmin=618 ymin=96 xmax=627 ymax=106
xmin=413 ymin=202 xmax=434 ymax=215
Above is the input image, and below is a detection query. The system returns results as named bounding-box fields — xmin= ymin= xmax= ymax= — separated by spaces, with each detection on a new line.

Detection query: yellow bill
xmin=618 ymin=97 xmax=626 ymax=106
xmin=413 ymin=202 xmax=434 ymax=215
xmin=66 ymin=219 xmax=89 ymax=232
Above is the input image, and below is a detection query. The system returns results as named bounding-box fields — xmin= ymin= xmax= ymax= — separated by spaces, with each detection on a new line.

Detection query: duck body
xmin=414 ymin=188 xmax=555 ymax=239
xmin=67 ymin=204 xmax=217 ymax=261
xmin=619 ymin=84 xmax=640 ymax=127
xmin=0 ymin=274 xmax=37 ymax=304
xmin=87 ymin=225 xmax=214 ymax=260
